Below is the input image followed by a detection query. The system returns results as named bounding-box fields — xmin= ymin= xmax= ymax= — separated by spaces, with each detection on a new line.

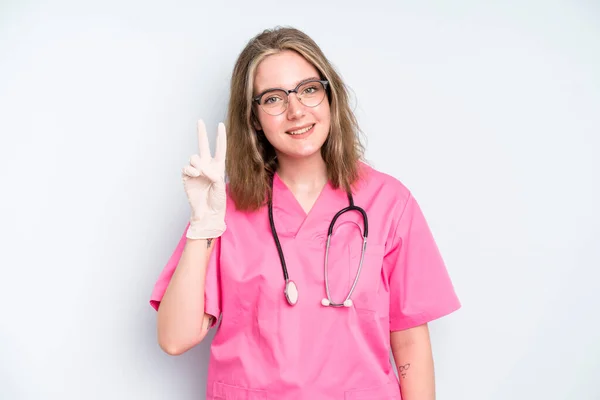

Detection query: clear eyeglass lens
xmin=259 ymin=81 xmax=326 ymax=115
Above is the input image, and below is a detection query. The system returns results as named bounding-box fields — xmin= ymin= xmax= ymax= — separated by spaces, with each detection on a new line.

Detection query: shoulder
xmin=355 ymin=161 xmax=413 ymax=207
xmin=352 ymin=162 xmax=418 ymax=245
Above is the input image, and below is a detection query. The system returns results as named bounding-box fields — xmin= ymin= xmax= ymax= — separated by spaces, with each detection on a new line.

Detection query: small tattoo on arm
xmin=399 ymin=363 xmax=410 ymax=379
xmin=206 ymin=238 xmax=213 ymax=248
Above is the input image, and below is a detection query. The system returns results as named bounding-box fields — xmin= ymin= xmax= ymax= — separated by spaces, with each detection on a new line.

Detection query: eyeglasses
xmin=253 ymin=79 xmax=329 ymax=116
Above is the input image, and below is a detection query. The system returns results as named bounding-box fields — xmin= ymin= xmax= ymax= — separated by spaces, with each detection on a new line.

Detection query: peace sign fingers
xmin=214 ymin=122 xmax=227 ymax=164
xmin=196 ymin=120 xmax=227 ymax=163
xmin=197 ymin=119 xmax=212 ymax=159
xmin=189 ymin=119 xmax=226 ymax=183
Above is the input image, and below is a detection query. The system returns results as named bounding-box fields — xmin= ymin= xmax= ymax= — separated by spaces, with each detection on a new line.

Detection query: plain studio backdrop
xmin=1 ymin=1 xmax=598 ymax=399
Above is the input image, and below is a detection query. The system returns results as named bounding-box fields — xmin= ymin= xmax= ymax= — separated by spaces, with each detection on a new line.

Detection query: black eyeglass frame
xmin=252 ymin=79 xmax=330 ymax=113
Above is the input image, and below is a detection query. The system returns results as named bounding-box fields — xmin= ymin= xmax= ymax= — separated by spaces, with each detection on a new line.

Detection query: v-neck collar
xmin=271 ymin=172 xmax=347 ymax=239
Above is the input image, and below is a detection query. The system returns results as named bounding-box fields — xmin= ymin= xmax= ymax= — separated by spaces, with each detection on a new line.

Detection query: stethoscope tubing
xmin=268 ymin=201 xmax=290 ymax=281
xmin=268 ymin=185 xmax=369 ymax=307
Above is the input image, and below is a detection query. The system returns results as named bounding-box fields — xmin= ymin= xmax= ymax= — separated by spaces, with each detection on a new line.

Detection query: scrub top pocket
xmin=348 ymin=243 xmax=385 ymax=312
xmin=326 ymin=241 xmax=385 ymax=313
xmin=323 ymin=240 xmax=354 ymax=303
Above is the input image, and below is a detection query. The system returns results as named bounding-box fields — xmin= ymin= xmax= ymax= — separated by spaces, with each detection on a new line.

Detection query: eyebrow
xmin=255 ymin=76 xmax=321 ymax=95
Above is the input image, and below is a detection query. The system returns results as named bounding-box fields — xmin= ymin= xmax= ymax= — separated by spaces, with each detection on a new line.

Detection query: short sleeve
xmin=149 ymin=224 xmax=222 ymax=324
xmin=386 ymin=194 xmax=460 ymax=331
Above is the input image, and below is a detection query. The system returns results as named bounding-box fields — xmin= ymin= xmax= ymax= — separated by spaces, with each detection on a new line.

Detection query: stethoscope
xmin=268 ymin=189 xmax=369 ymax=308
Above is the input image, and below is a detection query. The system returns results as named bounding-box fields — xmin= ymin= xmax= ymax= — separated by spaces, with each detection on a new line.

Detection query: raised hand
xmin=182 ymin=120 xmax=227 ymax=239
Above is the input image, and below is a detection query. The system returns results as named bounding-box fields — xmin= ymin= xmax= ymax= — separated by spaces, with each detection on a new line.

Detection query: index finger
xmin=214 ymin=122 xmax=227 ymax=163
xmin=197 ymin=119 xmax=211 ymax=158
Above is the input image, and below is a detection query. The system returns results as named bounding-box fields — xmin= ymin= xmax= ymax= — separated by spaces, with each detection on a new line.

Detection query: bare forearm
xmin=390 ymin=324 xmax=435 ymax=400
xmin=157 ymin=238 xmax=214 ymax=354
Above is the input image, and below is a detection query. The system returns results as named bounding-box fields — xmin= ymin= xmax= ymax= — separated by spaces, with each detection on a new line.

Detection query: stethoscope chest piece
xmin=284 ymin=280 xmax=299 ymax=306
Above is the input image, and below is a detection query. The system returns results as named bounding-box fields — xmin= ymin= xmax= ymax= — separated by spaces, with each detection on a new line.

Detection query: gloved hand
xmin=181 ymin=120 xmax=227 ymax=239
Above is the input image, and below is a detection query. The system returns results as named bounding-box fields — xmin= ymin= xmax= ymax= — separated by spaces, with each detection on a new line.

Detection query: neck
xmin=276 ymin=153 xmax=328 ymax=192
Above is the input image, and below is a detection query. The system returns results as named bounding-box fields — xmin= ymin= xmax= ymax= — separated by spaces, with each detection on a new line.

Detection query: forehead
xmin=254 ymin=50 xmax=320 ymax=93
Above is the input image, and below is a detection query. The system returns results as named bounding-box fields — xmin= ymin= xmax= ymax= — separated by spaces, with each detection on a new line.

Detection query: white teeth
xmin=288 ymin=124 xmax=314 ymax=135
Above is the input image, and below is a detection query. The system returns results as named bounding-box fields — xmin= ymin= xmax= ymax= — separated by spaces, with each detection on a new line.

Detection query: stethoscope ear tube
xmin=327 ymin=192 xmax=368 ymax=238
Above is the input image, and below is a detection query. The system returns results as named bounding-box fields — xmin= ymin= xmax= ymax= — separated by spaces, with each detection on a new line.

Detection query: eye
xmin=264 ymin=95 xmax=283 ymax=105
xmin=302 ymin=85 xmax=319 ymax=95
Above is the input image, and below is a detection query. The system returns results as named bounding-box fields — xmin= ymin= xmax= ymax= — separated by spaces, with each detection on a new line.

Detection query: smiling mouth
xmin=286 ymin=124 xmax=315 ymax=135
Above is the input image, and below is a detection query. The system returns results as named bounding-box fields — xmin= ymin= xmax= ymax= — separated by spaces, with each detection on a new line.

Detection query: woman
xmin=150 ymin=26 xmax=460 ymax=399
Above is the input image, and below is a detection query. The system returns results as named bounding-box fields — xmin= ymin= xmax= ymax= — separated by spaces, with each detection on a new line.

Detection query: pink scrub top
xmin=150 ymin=163 xmax=460 ymax=399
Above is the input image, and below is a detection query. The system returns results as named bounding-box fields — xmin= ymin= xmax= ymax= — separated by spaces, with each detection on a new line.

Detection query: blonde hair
xmin=226 ymin=26 xmax=365 ymax=211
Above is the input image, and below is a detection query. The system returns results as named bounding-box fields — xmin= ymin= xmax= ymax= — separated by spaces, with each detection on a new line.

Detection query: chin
xmin=287 ymin=149 xmax=323 ymax=160
xmin=282 ymin=138 xmax=327 ymax=160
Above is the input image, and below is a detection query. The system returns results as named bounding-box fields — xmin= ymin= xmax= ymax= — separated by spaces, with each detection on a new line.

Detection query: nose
xmin=286 ymin=93 xmax=305 ymax=119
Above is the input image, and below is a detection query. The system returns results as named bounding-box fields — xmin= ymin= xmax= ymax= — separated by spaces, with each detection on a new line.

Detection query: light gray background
xmin=1 ymin=1 xmax=599 ymax=399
